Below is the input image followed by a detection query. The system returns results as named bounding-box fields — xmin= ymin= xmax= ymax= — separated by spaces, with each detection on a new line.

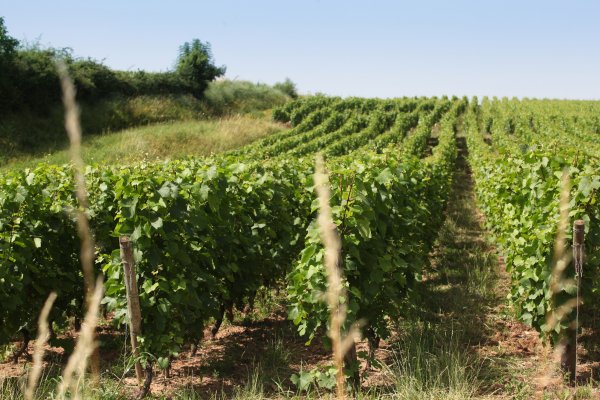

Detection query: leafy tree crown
xmin=176 ymin=39 xmax=225 ymax=98
xmin=0 ymin=16 xmax=19 ymax=58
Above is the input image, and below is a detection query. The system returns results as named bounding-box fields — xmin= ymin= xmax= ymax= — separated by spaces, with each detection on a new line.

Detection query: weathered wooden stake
xmin=120 ymin=236 xmax=144 ymax=384
xmin=561 ymin=220 xmax=584 ymax=385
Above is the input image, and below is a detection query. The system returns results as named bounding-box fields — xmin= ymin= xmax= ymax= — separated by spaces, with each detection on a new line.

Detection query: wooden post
xmin=561 ymin=220 xmax=584 ymax=385
xmin=119 ymin=236 xmax=144 ymax=384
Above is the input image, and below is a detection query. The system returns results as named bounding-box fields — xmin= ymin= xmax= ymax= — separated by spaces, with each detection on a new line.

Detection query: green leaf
xmin=375 ymin=168 xmax=394 ymax=185
xmin=131 ymin=225 xmax=142 ymax=242
xmin=300 ymin=244 xmax=317 ymax=265
xmin=357 ymin=218 xmax=372 ymax=239
xmin=157 ymin=357 xmax=170 ymax=370
xmin=143 ymin=281 xmax=159 ymax=294
xmin=151 ymin=217 xmax=163 ymax=229
xmin=290 ymin=371 xmax=313 ymax=391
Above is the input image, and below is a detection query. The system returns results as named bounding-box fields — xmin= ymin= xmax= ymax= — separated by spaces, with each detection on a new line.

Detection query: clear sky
xmin=2 ymin=0 xmax=599 ymax=99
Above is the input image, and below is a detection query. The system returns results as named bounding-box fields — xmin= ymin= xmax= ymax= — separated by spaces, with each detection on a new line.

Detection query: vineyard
xmin=465 ymin=99 xmax=600 ymax=339
xmin=1 ymin=95 xmax=599 ymax=398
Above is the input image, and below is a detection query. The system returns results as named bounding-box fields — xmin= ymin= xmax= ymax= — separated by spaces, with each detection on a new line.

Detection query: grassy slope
xmin=0 ymin=95 xmax=210 ymax=164
xmin=2 ymin=114 xmax=285 ymax=170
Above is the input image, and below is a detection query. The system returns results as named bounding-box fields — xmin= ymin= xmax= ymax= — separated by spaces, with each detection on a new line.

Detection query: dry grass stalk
xmin=539 ymin=171 xmax=580 ymax=393
xmin=546 ymin=171 xmax=574 ymax=330
xmin=24 ymin=292 xmax=57 ymax=400
xmin=56 ymin=60 xmax=101 ymax=383
xmin=314 ymin=154 xmax=361 ymax=400
xmin=56 ymin=276 xmax=104 ymax=400
xmin=56 ymin=61 xmax=96 ymax=303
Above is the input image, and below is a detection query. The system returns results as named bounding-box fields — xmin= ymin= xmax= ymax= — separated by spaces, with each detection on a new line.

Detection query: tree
xmin=274 ymin=78 xmax=298 ymax=99
xmin=0 ymin=17 xmax=19 ymax=113
xmin=176 ymin=39 xmax=225 ymax=98
xmin=0 ymin=16 xmax=18 ymax=58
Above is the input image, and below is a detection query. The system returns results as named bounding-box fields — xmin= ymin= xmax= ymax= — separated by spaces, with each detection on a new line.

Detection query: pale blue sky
xmin=2 ymin=0 xmax=599 ymax=99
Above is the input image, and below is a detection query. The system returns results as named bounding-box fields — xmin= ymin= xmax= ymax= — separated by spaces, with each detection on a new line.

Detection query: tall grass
xmin=55 ymin=279 xmax=104 ymax=399
xmin=55 ymin=60 xmax=103 ymax=399
xmin=384 ymin=324 xmax=480 ymax=400
xmin=204 ymin=80 xmax=291 ymax=116
xmin=1 ymin=367 xmax=61 ymax=400
xmin=58 ymin=61 xmax=96 ymax=303
xmin=24 ymin=293 xmax=57 ymax=400
xmin=0 ymin=373 xmax=128 ymax=400
xmin=539 ymin=172 xmax=580 ymax=391
xmin=314 ymin=154 xmax=362 ymax=399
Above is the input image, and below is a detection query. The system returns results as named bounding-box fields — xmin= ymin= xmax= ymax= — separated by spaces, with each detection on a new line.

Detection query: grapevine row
xmin=465 ymin=98 xmax=600 ymax=338
xmin=0 ymin=96 xmax=463 ymax=366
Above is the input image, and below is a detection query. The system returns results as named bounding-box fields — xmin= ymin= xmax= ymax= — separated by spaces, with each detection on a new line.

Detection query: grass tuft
xmin=385 ymin=324 xmax=480 ymax=400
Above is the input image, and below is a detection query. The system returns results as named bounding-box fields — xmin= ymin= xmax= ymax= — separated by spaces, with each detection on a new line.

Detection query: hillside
xmin=2 ymin=113 xmax=286 ymax=170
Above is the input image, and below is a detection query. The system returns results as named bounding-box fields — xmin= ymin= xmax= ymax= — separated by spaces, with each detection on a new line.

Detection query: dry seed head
xmin=57 ymin=60 xmax=101 ymax=384
xmin=540 ymin=170 xmax=581 ymax=389
xmin=314 ymin=154 xmax=346 ymax=399
xmin=314 ymin=154 xmax=363 ymax=399
xmin=56 ymin=60 xmax=96 ymax=303
xmin=24 ymin=292 xmax=57 ymax=400
xmin=57 ymin=276 xmax=104 ymax=399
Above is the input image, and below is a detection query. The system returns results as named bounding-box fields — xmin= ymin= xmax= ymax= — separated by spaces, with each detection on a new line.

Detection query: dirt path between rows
xmin=425 ymin=131 xmax=599 ymax=399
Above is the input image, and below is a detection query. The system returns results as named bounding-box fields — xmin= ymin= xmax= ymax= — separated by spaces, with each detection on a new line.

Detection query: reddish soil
xmin=0 ymin=312 xmax=396 ymax=398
